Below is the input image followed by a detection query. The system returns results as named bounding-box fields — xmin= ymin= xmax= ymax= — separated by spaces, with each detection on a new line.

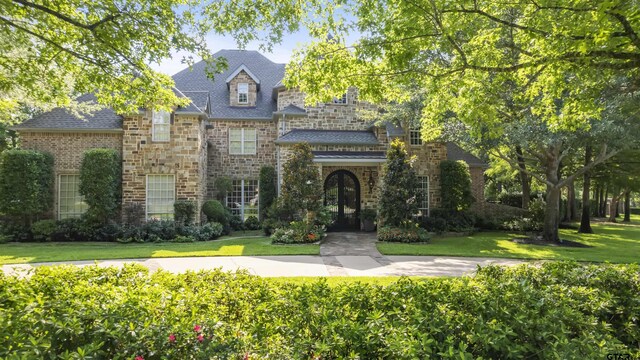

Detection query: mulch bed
xmin=511 ymin=236 xmax=592 ymax=248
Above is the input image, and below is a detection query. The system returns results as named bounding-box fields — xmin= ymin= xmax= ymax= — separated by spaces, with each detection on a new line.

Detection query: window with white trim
xmin=58 ymin=174 xmax=88 ymax=219
xmin=229 ymin=128 xmax=256 ymax=155
xmin=227 ymin=179 xmax=259 ymax=220
xmin=152 ymin=110 xmax=171 ymax=142
xmin=410 ymin=129 xmax=422 ymax=146
xmin=332 ymin=93 xmax=347 ymax=104
xmin=146 ymin=175 xmax=175 ymax=220
xmin=237 ymin=83 xmax=249 ymax=104
xmin=417 ymin=176 xmax=430 ymax=218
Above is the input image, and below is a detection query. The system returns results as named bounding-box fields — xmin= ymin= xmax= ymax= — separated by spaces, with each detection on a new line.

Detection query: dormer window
xmin=152 ymin=110 xmax=170 ymax=142
xmin=237 ymin=83 xmax=249 ymax=104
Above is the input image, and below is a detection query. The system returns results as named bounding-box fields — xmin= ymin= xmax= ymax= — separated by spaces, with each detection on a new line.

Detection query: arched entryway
xmin=324 ymin=170 xmax=360 ymax=231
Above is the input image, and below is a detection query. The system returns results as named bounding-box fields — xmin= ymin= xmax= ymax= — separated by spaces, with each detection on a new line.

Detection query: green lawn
xmin=377 ymin=215 xmax=640 ymax=263
xmin=0 ymin=232 xmax=319 ymax=265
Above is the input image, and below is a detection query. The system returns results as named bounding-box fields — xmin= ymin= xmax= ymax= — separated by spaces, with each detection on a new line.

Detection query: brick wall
xmin=206 ymin=120 xmax=278 ymax=198
xmin=228 ymin=71 xmax=258 ymax=107
xmin=18 ymin=131 xmax=123 ymax=219
xmin=469 ymin=166 xmax=486 ymax=204
xmin=122 ymin=112 xmax=206 ymax=222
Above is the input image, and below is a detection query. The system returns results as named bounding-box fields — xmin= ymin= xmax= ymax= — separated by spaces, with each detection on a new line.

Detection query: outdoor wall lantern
xmin=366 ymin=170 xmax=377 ymax=193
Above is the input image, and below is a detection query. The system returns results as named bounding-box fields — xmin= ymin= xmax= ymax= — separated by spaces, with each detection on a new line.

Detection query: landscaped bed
xmin=377 ymin=216 xmax=640 ymax=263
xmin=1 ymin=262 xmax=637 ymax=358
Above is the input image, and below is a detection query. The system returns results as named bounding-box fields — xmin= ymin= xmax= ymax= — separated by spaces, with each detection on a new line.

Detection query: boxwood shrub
xmin=378 ymin=225 xmax=430 ymax=243
xmin=0 ymin=262 xmax=637 ymax=359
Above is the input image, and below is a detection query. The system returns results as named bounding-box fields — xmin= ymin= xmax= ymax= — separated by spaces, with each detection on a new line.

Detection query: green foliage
xmin=421 ymin=210 xmax=476 ymax=234
xmin=2 ymin=262 xmax=636 ymax=358
xmin=31 ymin=220 xmax=57 ymax=242
xmin=79 ymin=149 xmax=121 ymax=224
xmin=359 ymin=208 xmax=377 ymax=221
xmin=0 ymin=149 xmax=54 ymax=224
xmin=378 ymin=224 xmax=430 ymax=243
xmin=118 ymin=220 xmax=224 ymax=243
xmin=281 ymin=143 xmax=323 ymax=217
xmin=244 ymin=215 xmax=260 ymax=230
xmin=214 ymin=177 xmax=233 ymax=201
xmin=259 ymin=165 xmax=277 ymax=220
xmin=271 ymin=221 xmax=325 ymax=244
xmin=440 ymin=160 xmax=474 ymax=212
xmin=202 ymin=200 xmax=229 ymax=225
xmin=173 ymin=200 xmax=197 ymax=226
xmin=229 ymin=214 xmax=244 ymax=231
xmin=379 ymin=139 xmax=419 ymax=226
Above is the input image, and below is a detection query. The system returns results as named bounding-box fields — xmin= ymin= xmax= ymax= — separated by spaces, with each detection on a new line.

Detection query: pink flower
xmin=193 ymin=324 xmax=202 ymax=332
xmin=168 ymin=334 xmax=176 ymax=343
xmin=244 ymin=353 xmax=250 ymax=360
xmin=135 ymin=357 xmax=144 ymax=360
xmin=197 ymin=334 xmax=204 ymax=342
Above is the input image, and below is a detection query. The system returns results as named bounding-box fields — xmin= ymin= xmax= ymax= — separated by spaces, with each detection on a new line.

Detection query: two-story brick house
xmin=14 ymin=50 xmax=486 ymax=230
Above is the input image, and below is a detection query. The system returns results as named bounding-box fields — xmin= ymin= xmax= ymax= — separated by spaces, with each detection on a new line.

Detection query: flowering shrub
xmin=271 ymin=220 xmax=325 ymax=244
xmin=0 ymin=262 xmax=637 ymax=359
xmin=377 ymin=224 xmax=430 ymax=243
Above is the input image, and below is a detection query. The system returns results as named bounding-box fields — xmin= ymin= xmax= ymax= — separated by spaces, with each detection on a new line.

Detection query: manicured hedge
xmin=1 ymin=262 xmax=637 ymax=359
xmin=440 ymin=160 xmax=474 ymax=211
xmin=79 ymin=148 xmax=122 ymax=224
xmin=258 ymin=165 xmax=277 ymax=221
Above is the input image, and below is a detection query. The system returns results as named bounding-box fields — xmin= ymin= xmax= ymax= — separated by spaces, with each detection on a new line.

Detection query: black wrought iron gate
xmin=324 ymin=170 xmax=360 ymax=231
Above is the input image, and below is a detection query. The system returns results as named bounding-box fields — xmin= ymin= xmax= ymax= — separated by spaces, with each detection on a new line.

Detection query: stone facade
xmin=469 ymin=167 xmax=485 ymax=204
xmin=18 ymin=131 xmax=123 ymax=219
xmin=206 ymin=120 xmax=278 ymax=197
xmin=228 ymin=71 xmax=258 ymax=107
xmin=121 ymin=112 xmax=207 ymax=222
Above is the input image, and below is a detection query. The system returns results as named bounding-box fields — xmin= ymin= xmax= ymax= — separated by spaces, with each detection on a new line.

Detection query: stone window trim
xmin=410 ymin=129 xmax=423 ymax=146
xmin=152 ymin=110 xmax=171 ymax=142
xmin=417 ymin=175 xmax=430 ymax=218
xmin=228 ymin=128 xmax=257 ymax=155
xmin=146 ymin=174 xmax=175 ymax=220
xmin=227 ymin=179 xmax=259 ymax=220
xmin=58 ymin=173 xmax=88 ymax=220
xmin=237 ymin=83 xmax=249 ymax=104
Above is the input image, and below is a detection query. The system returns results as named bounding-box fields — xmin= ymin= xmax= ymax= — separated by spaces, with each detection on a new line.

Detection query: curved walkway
xmin=2 ymin=233 xmax=526 ymax=277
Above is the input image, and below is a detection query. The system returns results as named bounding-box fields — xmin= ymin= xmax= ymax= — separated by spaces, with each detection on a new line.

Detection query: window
xmin=417 ymin=176 xmax=430 ymax=218
xmin=410 ymin=129 xmax=422 ymax=146
xmin=58 ymin=174 xmax=88 ymax=219
xmin=237 ymin=83 xmax=249 ymax=104
xmin=152 ymin=110 xmax=171 ymax=142
xmin=229 ymin=128 xmax=256 ymax=155
xmin=146 ymin=175 xmax=175 ymax=220
xmin=332 ymin=93 xmax=347 ymax=104
xmin=227 ymin=179 xmax=259 ymax=220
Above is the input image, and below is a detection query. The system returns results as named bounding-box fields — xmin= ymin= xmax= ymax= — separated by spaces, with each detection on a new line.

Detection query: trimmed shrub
xmin=214 ymin=177 xmax=233 ymax=201
xmin=194 ymin=222 xmax=224 ymax=241
xmin=280 ymin=143 xmax=323 ymax=218
xmin=379 ymin=139 xmax=419 ymax=226
xmin=378 ymin=225 xmax=430 ymax=243
xmin=244 ymin=215 xmax=260 ymax=230
xmin=421 ymin=209 xmax=476 ymax=233
xmin=2 ymin=262 xmax=635 ymax=359
xmin=259 ymin=166 xmax=277 ymax=220
xmin=440 ymin=160 xmax=474 ymax=212
xmin=123 ymin=202 xmax=145 ymax=226
xmin=51 ymin=218 xmax=90 ymax=242
xmin=31 ymin=219 xmax=57 ymax=242
xmin=174 ymin=200 xmax=197 ymax=226
xmin=229 ymin=214 xmax=244 ymax=231
xmin=79 ymin=149 xmax=121 ymax=224
xmin=0 ymin=150 xmax=54 ymax=225
xmin=202 ymin=200 xmax=230 ymax=233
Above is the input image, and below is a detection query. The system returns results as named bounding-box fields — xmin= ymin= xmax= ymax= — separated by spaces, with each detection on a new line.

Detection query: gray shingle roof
xmin=446 ymin=142 xmax=487 ymax=167
xmin=275 ymin=129 xmax=380 ymax=145
xmin=14 ymin=93 xmax=122 ymax=131
xmin=178 ymin=91 xmax=209 ymax=113
xmin=173 ymin=49 xmax=284 ymax=119
xmin=274 ymin=104 xmax=306 ymax=116
xmin=385 ymin=122 xmax=405 ymax=137
xmin=313 ymin=151 xmax=386 ymax=160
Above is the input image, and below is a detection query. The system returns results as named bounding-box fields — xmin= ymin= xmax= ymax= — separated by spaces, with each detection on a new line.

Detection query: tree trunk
xmin=603 ymin=186 xmax=609 ymax=217
xmin=568 ymin=180 xmax=577 ymax=221
xmin=544 ymin=184 xmax=561 ymax=242
xmin=579 ymin=146 xmax=593 ymax=233
xmin=608 ymin=194 xmax=621 ymax=223
xmin=515 ymin=146 xmax=531 ymax=209
xmin=594 ymin=185 xmax=600 ymax=217
xmin=623 ymin=191 xmax=631 ymax=222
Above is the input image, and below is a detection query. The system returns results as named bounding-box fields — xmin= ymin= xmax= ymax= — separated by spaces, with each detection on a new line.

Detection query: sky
xmin=150 ymin=31 xmax=308 ymax=75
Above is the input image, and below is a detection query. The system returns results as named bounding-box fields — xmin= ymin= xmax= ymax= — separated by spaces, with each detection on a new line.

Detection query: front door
xmin=324 ymin=170 xmax=360 ymax=231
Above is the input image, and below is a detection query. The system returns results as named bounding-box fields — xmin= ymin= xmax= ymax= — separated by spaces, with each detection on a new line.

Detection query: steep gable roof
xmin=173 ymin=50 xmax=285 ymax=120
xmin=446 ymin=142 xmax=488 ymax=167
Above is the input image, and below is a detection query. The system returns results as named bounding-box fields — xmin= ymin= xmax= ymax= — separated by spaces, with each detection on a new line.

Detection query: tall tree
xmin=379 ymin=139 xmax=419 ymax=227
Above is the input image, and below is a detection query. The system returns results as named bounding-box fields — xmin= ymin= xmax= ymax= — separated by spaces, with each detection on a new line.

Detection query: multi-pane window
xmin=417 ymin=176 xmax=430 ymax=218
xmin=410 ymin=129 xmax=422 ymax=146
xmin=237 ymin=83 xmax=249 ymax=104
xmin=333 ymin=93 xmax=347 ymax=104
xmin=227 ymin=179 xmax=259 ymax=220
xmin=152 ymin=110 xmax=171 ymax=142
xmin=229 ymin=128 xmax=256 ymax=155
xmin=146 ymin=175 xmax=175 ymax=220
xmin=58 ymin=174 xmax=88 ymax=219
